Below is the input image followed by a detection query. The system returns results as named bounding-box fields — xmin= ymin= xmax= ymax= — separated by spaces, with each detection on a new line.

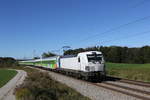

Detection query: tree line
xmin=64 ymin=46 xmax=150 ymax=64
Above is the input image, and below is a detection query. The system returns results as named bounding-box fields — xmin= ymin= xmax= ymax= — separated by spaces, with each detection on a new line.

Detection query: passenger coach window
xmin=78 ymin=57 xmax=80 ymax=62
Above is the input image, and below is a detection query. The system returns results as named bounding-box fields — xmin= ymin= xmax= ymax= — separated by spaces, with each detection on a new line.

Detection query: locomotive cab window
xmin=87 ymin=54 xmax=102 ymax=62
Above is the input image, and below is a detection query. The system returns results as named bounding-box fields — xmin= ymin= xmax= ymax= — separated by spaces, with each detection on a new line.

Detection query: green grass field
xmin=106 ymin=63 xmax=150 ymax=82
xmin=0 ymin=69 xmax=17 ymax=88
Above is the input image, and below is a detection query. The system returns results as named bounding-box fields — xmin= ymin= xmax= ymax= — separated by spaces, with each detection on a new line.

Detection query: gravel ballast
xmin=44 ymin=70 xmax=140 ymax=100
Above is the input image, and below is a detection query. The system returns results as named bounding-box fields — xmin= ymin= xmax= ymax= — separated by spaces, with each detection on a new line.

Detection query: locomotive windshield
xmin=87 ymin=54 xmax=102 ymax=62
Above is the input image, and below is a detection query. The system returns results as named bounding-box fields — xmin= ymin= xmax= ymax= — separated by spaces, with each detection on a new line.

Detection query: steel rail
xmin=94 ymin=83 xmax=150 ymax=100
xmin=106 ymin=76 xmax=150 ymax=87
xmin=119 ymin=79 xmax=150 ymax=87
xmin=102 ymin=82 xmax=150 ymax=95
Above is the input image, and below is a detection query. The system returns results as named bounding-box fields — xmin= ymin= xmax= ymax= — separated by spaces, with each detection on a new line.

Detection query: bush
xmin=15 ymin=88 xmax=33 ymax=100
xmin=14 ymin=71 xmax=90 ymax=100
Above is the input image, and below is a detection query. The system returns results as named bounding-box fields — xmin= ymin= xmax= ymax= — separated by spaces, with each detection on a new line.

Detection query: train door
xmin=57 ymin=56 xmax=61 ymax=68
xmin=78 ymin=56 xmax=81 ymax=70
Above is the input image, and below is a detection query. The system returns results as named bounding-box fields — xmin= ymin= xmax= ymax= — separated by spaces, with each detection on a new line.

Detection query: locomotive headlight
xmin=85 ymin=66 xmax=90 ymax=71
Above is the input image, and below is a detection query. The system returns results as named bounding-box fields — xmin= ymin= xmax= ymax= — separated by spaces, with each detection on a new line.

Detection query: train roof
xmin=20 ymin=56 xmax=60 ymax=62
xmin=20 ymin=51 xmax=102 ymax=62
xmin=41 ymin=56 xmax=59 ymax=61
xmin=61 ymin=51 xmax=102 ymax=58
xmin=61 ymin=55 xmax=77 ymax=58
xmin=78 ymin=51 xmax=102 ymax=55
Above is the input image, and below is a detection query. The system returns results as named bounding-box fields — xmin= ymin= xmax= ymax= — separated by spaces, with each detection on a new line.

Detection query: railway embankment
xmin=32 ymin=66 xmax=150 ymax=100
xmin=47 ymin=71 xmax=147 ymax=100
xmin=13 ymin=66 xmax=90 ymax=100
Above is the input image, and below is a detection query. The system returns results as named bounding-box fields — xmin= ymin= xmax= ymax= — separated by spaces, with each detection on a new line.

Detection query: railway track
xmin=94 ymin=82 xmax=150 ymax=100
xmin=53 ymin=70 xmax=150 ymax=100
xmin=102 ymin=82 xmax=150 ymax=95
xmin=95 ymin=76 xmax=150 ymax=100
xmin=106 ymin=76 xmax=150 ymax=88
xmin=56 ymin=72 xmax=150 ymax=100
xmin=119 ymin=79 xmax=150 ymax=88
xmin=29 ymin=66 xmax=150 ymax=100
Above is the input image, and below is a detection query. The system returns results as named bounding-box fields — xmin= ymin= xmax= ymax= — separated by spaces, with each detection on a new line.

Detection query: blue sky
xmin=0 ymin=0 xmax=150 ymax=58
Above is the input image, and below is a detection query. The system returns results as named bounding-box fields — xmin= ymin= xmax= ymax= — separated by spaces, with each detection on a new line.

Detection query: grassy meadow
xmin=106 ymin=63 xmax=150 ymax=82
xmin=0 ymin=69 xmax=17 ymax=88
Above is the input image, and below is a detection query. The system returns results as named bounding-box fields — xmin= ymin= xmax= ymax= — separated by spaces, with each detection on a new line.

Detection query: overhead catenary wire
xmin=79 ymin=15 xmax=150 ymax=43
xmin=70 ymin=15 xmax=150 ymax=49
xmin=64 ymin=1 xmax=150 ymax=49
xmin=93 ymin=30 xmax=150 ymax=46
xmin=60 ymin=1 xmax=150 ymax=50
xmin=132 ymin=0 xmax=149 ymax=8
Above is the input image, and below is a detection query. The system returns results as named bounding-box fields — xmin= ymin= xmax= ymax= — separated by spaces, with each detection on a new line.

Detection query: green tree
xmin=0 ymin=57 xmax=18 ymax=68
xmin=42 ymin=52 xmax=57 ymax=58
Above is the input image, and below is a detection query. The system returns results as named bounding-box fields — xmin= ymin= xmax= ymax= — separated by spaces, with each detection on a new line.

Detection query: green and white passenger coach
xmin=20 ymin=51 xmax=106 ymax=80
xmin=20 ymin=56 xmax=59 ymax=69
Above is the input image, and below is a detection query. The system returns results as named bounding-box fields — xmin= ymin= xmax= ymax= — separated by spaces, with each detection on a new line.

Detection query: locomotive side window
xmin=87 ymin=54 xmax=102 ymax=62
xmin=78 ymin=57 xmax=80 ymax=62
